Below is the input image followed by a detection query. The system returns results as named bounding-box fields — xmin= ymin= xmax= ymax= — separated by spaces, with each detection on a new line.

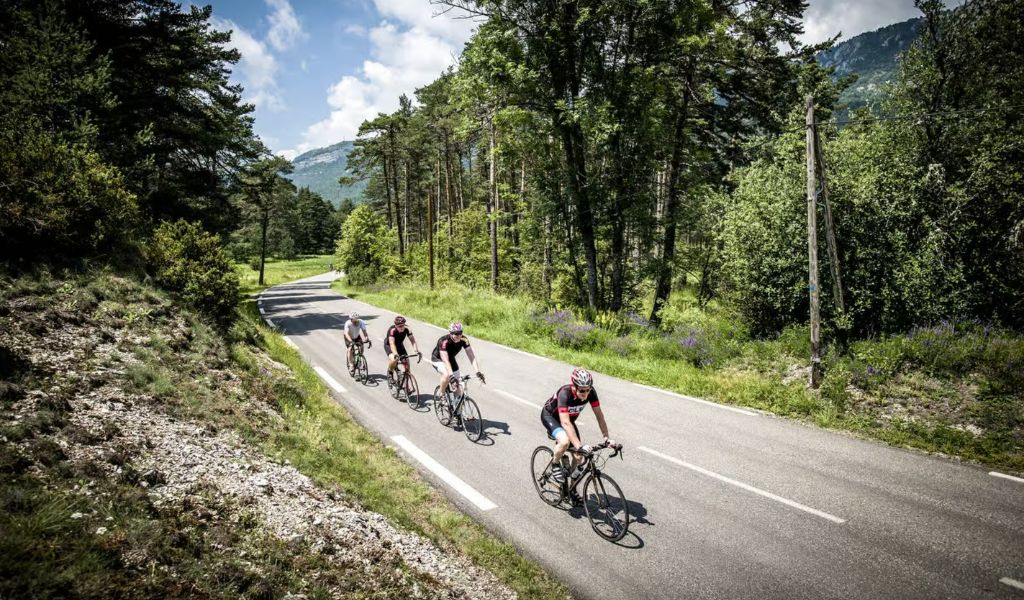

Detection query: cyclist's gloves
xmin=476 ymin=371 xmax=486 ymax=383
xmin=603 ymin=437 xmax=619 ymax=449
xmin=367 ymin=340 xmax=372 ymax=347
xmin=579 ymin=444 xmax=594 ymax=456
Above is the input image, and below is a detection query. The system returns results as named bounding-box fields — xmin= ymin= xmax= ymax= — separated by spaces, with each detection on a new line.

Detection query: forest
xmin=337 ymin=0 xmax=1023 ymax=339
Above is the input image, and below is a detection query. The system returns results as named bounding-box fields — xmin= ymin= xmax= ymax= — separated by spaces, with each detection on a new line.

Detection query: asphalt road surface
xmin=258 ymin=274 xmax=1024 ymax=600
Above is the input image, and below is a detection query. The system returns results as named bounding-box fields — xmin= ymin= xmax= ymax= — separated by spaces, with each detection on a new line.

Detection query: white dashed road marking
xmin=989 ymin=471 xmax=1024 ymax=484
xmin=639 ymin=446 xmax=846 ymax=524
xmin=1001 ymin=577 xmax=1024 ymax=591
xmin=391 ymin=435 xmax=497 ymax=511
xmin=314 ymin=366 xmax=346 ymax=393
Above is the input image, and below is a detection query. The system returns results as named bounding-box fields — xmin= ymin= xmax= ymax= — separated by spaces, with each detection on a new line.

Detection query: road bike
xmin=347 ymin=340 xmax=370 ymax=384
xmin=386 ymin=352 xmax=421 ymax=408
xmin=530 ymin=440 xmax=629 ymax=541
xmin=432 ymin=373 xmax=486 ymax=442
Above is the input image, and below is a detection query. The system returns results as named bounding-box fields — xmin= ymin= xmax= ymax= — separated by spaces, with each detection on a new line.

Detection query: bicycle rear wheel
xmin=432 ymin=387 xmax=452 ymax=426
xmin=355 ymin=356 xmax=368 ymax=384
xmin=403 ymin=373 xmax=420 ymax=409
xmin=582 ymin=472 xmax=630 ymax=542
xmin=530 ymin=446 xmax=562 ymax=506
xmin=460 ymin=397 xmax=483 ymax=441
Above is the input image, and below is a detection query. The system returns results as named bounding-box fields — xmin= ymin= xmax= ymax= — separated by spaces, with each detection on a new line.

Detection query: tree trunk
xmin=382 ymin=158 xmax=394 ymax=230
xmin=650 ymin=73 xmax=692 ymax=327
xmin=429 ymin=154 xmax=437 ymax=289
xmin=402 ymin=159 xmax=410 ymax=256
xmin=258 ymin=207 xmax=268 ymax=286
xmin=443 ymin=137 xmax=455 ymax=263
xmin=489 ymin=116 xmax=499 ymax=291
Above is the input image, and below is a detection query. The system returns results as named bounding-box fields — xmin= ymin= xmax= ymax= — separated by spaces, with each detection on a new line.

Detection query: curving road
xmin=258 ymin=274 xmax=1024 ymax=600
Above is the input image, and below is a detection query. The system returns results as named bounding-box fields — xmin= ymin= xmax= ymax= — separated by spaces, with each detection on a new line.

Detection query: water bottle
xmin=570 ymin=463 xmax=585 ymax=481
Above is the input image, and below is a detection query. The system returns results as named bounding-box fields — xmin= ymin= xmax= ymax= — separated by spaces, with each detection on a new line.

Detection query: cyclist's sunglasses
xmin=576 ymin=386 xmax=592 ymax=394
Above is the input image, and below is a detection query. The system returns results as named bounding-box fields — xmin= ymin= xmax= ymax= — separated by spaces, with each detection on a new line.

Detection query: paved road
xmin=258 ymin=274 xmax=1024 ymax=600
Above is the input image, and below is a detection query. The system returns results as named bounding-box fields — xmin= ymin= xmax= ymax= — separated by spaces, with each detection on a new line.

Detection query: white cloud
xmin=286 ymin=5 xmax=481 ymax=156
xmin=266 ymin=0 xmax=305 ymax=51
xmin=214 ymin=17 xmax=284 ymax=111
xmin=800 ymin=0 xmax=961 ymax=45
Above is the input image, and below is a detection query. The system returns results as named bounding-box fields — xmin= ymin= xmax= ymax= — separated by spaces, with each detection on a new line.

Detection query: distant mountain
xmin=285 ymin=140 xmax=365 ymax=207
xmin=818 ymin=18 xmax=921 ymax=111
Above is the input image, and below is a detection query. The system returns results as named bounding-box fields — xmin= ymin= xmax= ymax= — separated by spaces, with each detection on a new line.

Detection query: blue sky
xmin=202 ymin=0 xmax=960 ymax=160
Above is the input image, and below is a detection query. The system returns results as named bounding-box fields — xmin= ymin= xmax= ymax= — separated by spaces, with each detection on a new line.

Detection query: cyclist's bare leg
xmin=347 ymin=344 xmax=355 ymax=368
xmin=387 ymin=354 xmax=399 ymax=375
xmin=437 ymin=371 xmax=449 ymax=397
xmin=551 ymin=431 xmax=570 ymax=465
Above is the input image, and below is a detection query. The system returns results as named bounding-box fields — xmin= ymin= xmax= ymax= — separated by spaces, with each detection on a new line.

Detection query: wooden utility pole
xmin=814 ymin=128 xmax=845 ymax=314
xmin=806 ymin=95 xmax=822 ymax=388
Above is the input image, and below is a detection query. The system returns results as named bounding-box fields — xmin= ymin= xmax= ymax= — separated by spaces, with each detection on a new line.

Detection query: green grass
xmin=235 ymin=255 xmax=336 ymax=297
xmin=335 ymin=280 xmax=1024 ymax=473
xmin=1 ymin=268 xmax=567 ymax=599
xmin=235 ymin=301 xmax=568 ymax=599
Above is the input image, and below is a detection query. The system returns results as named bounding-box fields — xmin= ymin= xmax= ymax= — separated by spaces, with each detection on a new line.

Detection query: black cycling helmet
xmin=394 ymin=315 xmax=407 ymax=325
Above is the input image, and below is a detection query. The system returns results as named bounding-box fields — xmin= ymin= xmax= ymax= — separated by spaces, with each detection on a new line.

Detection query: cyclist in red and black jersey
xmin=541 ymin=368 xmax=615 ymax=501
xmin=430 ymin=322 xmax=484 ymax=398
xmin=384 ymin=315 xmax=420 ymax=378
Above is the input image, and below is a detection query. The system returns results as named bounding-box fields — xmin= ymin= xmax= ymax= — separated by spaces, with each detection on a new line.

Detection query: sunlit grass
xmin=235 ymin=255 xmax=335 ymax=297
xmin=335 ymin=280 xmax=1024 ymax=472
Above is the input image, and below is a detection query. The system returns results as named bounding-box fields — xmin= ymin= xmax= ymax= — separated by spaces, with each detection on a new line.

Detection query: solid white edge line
xmin=1001 ymin=577 xmax=1024 ymax=591
xmin=494 ymin=389 xmax=542 ymax=410
xmin=502 ymin=346 xmax=550 ymax=362
xmin=284 ymin=336 xmax=298 ymax=349
xmin=638 ymin=446 xmax=846 ymax=524
xmin=989 ymin=471 xmax=1024 ymax=484
xmin=637 ymin=383 xmax=756 ymax=416
xmin=391 ymin=435 xmax=497 ymax=511
xmin=313 ymin=366 xmax=346 ymax=393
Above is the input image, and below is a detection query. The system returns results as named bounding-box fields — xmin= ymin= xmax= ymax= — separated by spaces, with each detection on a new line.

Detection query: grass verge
xmin=236 ymin=300 xmax=568 ymax=599
xmin=235 ymin=255 xmax=335 ymax=297
xmin=334 ymin=281 xmax=1024 ymax=473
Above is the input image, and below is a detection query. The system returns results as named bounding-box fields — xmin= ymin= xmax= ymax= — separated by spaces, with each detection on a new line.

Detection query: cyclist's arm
xmin=359 ymin=324 xmax=369 ymax=343
xmin=343 ymin=324 xmax=353 ymax=343
xmin=388 ymin=334 xmax=398 ymax=355
xmin=440 ymin=351 xmax=454 ymax=375
xmin=465 ymin=346 xmax=481 ymax=374
xmin=592 ymin=404 xmax=611 ymax=441
xmin=559 ymin=411 xmax=583 ymax=449
xmin=408 ymin=333 xmax=419 ymax=354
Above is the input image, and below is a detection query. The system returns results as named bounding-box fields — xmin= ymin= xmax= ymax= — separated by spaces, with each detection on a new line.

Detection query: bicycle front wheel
xmin=582 ymin=472 xmax=630 ymax=542
xmin=460 ymin=397 xmax=483 ymax=442
xmin=387 ymin=370 xmax=399 ymax=398
xmin=403 ymin=373 xmax=420 ymax=409
xmin=530 ymin=446 xmax=562 ymax=506
xmin=355 ymin=356 xmax=368 ymax=384
xmin=432 ymin=387 xmax=452 ymax=426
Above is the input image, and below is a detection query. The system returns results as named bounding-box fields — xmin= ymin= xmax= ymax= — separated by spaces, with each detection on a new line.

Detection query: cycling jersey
xmin=542 ymin=384 xmax=601 ymax=421
xmin=343 ymin=319 xmax=367 ymax=340
xmin=431 ymin=334 xmax=471 ymax=372
xmin=384 ymin=325 xmax=414 ymax=356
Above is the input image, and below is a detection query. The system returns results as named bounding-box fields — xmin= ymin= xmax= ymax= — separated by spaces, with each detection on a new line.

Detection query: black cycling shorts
xmin=385 ymin=343 xmax=408 ymax=359
xmin=541 ymin=409 xmax=579 ymax=441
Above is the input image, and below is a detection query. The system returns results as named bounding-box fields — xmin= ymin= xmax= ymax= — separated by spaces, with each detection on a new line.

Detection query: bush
xmin=335 ymin=205 xmax=401 ymax=285
xmin=147 ymin=220 xmax=239 ymax=326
